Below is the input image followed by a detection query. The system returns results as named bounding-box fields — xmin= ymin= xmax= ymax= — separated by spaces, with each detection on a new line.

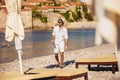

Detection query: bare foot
xmin=7 ymin=44 xmax=10 ymax=48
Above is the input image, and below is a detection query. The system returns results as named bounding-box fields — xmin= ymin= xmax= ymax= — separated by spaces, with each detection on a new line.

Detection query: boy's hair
xmin=58 ymin=18 xmax=64 ymax=25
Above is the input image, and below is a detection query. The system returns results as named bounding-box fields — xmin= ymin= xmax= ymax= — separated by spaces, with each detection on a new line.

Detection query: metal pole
xmin=15 ymin=36 xmax=24 ymax=74
xmin=18 ymin=50 xmax=24 ymax=74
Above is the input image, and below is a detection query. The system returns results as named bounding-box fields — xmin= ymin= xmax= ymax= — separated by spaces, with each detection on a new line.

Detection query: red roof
xmin=22 ymin=2 xmax=35 ymax=7
xmin=0 ymin=6 xmax=7 ymax=12
xmin=27 ymin=0 xmax=52 ymax=3
xmin=21 ymin=9 xmax=32 ymax=11
xmin=63 ymin=2 xmax=83 ymax=6
xmin=1 ymin=1 xmax=5 ymax=5
xmin=40 ymin=5 xmax=66 ymax=10
xmin=70 ymin=2 xmax=83 ymax=6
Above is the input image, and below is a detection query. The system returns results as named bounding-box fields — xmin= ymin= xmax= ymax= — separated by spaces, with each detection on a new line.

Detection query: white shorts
xmin=54 ymin=44 xmax=64 ymax=53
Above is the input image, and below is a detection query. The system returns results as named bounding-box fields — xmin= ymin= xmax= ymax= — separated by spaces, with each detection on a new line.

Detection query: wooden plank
xmin=28 ymin=68 xmax=88 ymax=80
xmin=0 ymin=70 xmax=55 ymax=80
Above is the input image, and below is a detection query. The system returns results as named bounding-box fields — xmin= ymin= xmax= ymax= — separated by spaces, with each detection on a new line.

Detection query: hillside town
xmin=1 ymin=1 xmax=120 ymax=80
xmin=0 ymin=0 xmax=97 ymax=31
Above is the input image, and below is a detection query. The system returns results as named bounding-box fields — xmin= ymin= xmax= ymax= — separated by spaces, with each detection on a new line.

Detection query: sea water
xmin=0 ymin=29 xmax=95 ymax=63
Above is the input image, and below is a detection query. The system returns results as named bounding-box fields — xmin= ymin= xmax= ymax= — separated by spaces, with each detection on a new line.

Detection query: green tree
xmin=82 ymin=4 xmax=88 ymax=13
xmin=32 ymin=10 xmax=42 ymax=19
xmin=60 ymin=10 xmax=70 ymax=21
xmin=21 ymin=6 xmax=24 ymax=9
xmin=41 ymin=16 xmax=47 ymax=23
xmin=84 ymin=12 xmax=93 ymax=21
xmin=36 ymin=3 xmax=42 ymax=7
xmin=74 ymin=6 xmax=82 ymax=21
xmin=72 ymin=12 xmax=79 ymax=22
xmin=82 ymin=4 xmax=93 ymax=21
xmin=32 ymin=10 xmax=48 ymax=22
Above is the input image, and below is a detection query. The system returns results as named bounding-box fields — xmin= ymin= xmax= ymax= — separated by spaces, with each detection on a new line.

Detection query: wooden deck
xmin=0 ymin=71 xmax=55 ymax=80
xmin=28 ymin=68 xmax=88 ymax=80
xmin=75 ymin=53 xmax=118 ymax=74
xmin=0 ymin=68 xmax=88 ymax=80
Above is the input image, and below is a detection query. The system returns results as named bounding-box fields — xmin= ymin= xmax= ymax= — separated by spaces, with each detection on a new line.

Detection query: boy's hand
xmin=51 ymin=40 xmax=54 ymax=43
xmin=65 ymin=46 xmax=68 ymax=50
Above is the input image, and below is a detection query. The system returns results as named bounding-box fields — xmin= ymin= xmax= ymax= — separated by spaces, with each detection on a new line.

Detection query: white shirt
xmin=52 ymin=26 xmax=68 ymax=45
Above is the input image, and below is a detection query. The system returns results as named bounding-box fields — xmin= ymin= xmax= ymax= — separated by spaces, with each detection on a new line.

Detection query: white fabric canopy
xmin=5 ymin=0 xmax=24 ymax=42
xmin=94 ymin=0 xmax=117 ymax=45
xmin=5 ymin=0 xmax=24 ymax=74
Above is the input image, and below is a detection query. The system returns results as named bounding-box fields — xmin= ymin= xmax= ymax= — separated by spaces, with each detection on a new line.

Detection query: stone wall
xmin=0 ymin=11 xmax=96 ymax=31
xmin=0 ymin=11 xmax=7 ymax=31
xmin=0 ymin=10 xmax=33 ymax=31
xmin=67 ymin=21 xmax=97 ymax=29
xmin=20 ymin=9 xmax=32 ymax=30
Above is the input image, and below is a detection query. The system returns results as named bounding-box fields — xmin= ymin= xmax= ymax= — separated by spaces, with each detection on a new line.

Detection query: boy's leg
xmin=55 ymin=53 xmax=60 ymax=66
xmin=54 ymin=44 xmax=60 ymax=66
xmin=59 ymin=44 xmax=65 ymax=68
xmin=60 ymin=52 xmax=64 ymax=68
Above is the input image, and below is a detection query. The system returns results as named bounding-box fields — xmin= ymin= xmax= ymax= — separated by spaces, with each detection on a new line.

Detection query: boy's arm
xmin=51 ymin=35 xmax=56 ymax=48
xmin=64 ymin=29 xmax=68 ymax=49
xmin=51 ymin=27 xmax=55 ymax=43
xmin=51 ymin=27 xmax=56 ymax=48
xmin=51 ymin=35 xmax=55 ymax=43
xmin=65 ymin=39 xmax=68 ymax=49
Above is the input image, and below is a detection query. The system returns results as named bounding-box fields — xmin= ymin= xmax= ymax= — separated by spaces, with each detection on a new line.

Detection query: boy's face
xmin=58 ymin=20 xmax=63 ymax=26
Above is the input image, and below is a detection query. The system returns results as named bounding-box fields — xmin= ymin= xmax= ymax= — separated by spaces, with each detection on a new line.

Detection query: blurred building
xmin=20 ymin=9 xmax=32 ymax=29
